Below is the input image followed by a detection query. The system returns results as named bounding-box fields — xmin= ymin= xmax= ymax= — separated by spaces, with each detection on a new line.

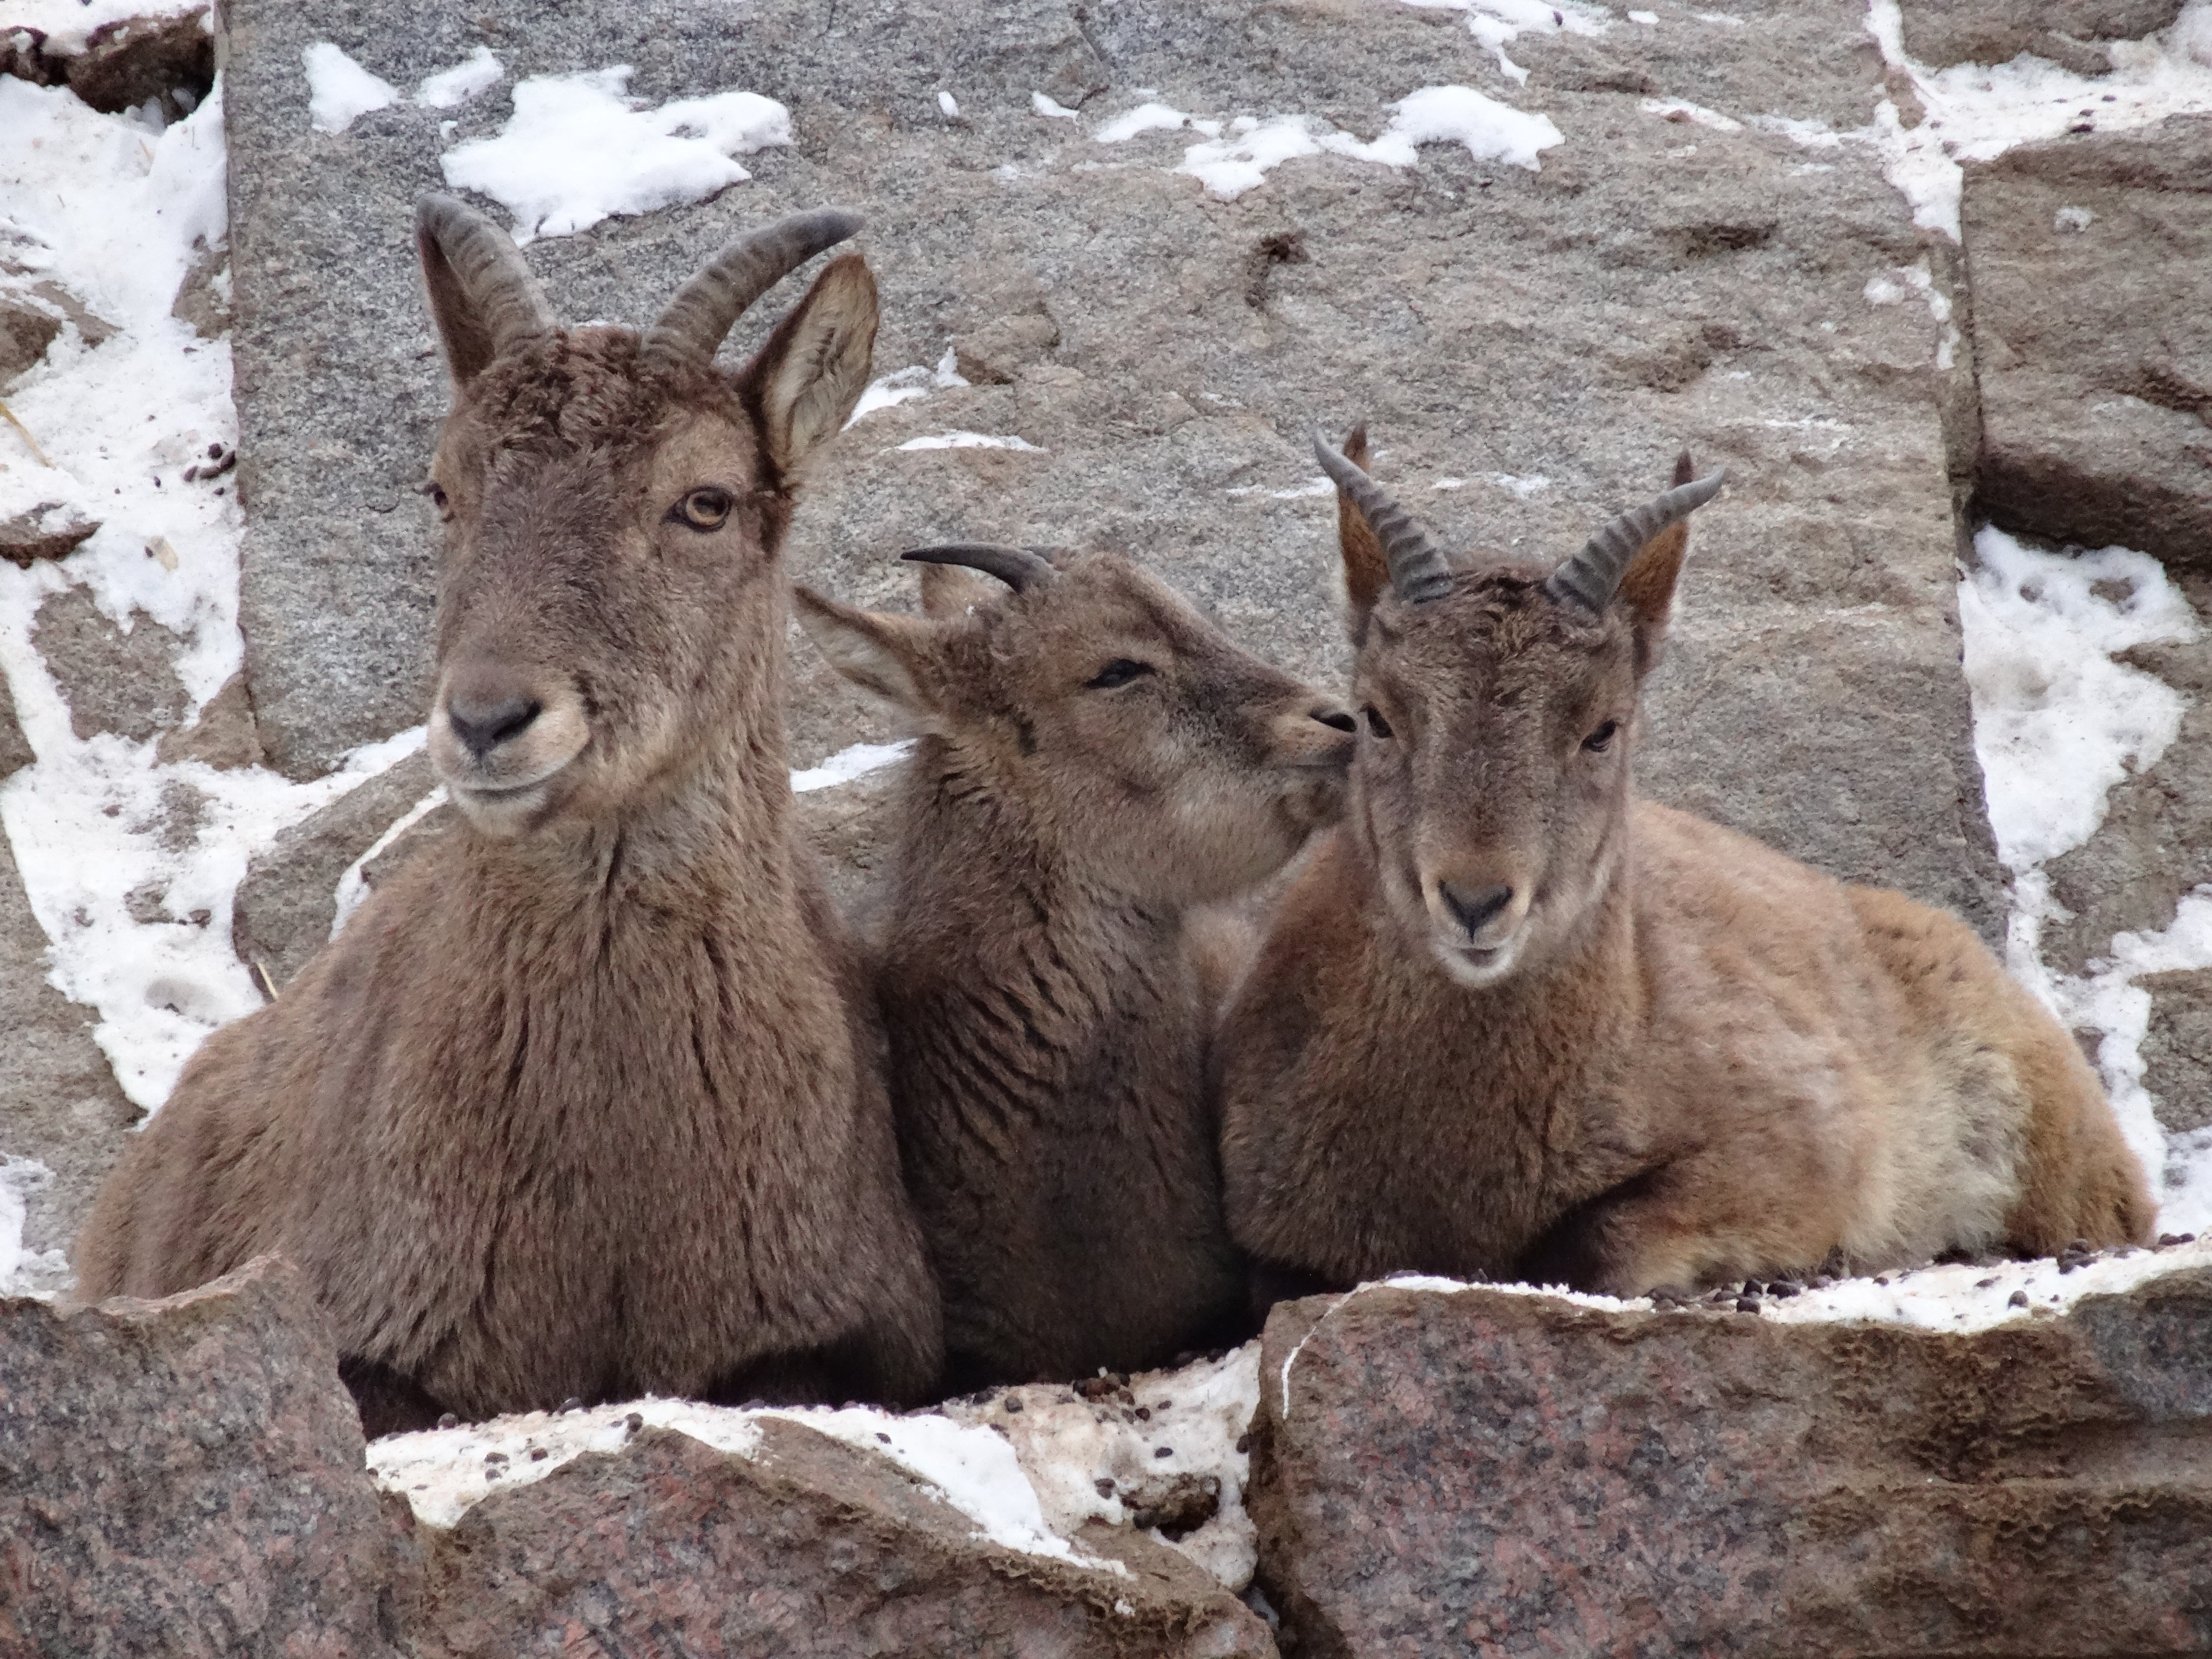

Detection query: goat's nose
xmin=1310 ymin=703 xmax=1356 ymax=734
xmin=1439 ymin=881 xmax=1514 ymax=937
xmin=446 ymin=693 xmax=542 ymax=760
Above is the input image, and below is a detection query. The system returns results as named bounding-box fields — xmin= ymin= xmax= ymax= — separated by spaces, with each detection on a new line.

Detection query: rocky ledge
xmin=9 ymin=1247 xmax=2212 ymax=1656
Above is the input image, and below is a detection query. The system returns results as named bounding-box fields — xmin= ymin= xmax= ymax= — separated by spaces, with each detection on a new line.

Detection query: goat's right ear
xmin=1334 ymin=423 xmax=1390 ymax=645
xmin=741 ymin=254 xmax=880 ymax=482
xmin=792 ymin=585 xmax=943 ymax=717
xmin=916 ymin=562 xmax=1003 ymax=621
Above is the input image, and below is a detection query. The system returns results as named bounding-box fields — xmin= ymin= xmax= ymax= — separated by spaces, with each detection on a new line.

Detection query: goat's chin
xmin=1430 ymin=933 xmax=1524 ymax=989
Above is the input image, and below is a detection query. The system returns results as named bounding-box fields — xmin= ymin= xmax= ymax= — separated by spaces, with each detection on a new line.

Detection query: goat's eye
xmin=672 ymin=488 xmax=734 ymax=531
xmin=1364 ymin=707 xmax=1394 ymax=739
xmin=1086 ymin=659 xmax=1155 ymax=690
xmin=1583 ymin=719 xmax=1619 ymax=753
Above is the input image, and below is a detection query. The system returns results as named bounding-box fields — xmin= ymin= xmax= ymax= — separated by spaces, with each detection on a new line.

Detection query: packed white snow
xmin=789 ymin=739 xmax=912 ymax=794
xmin=438 ymin=66 xmax=791 ymax=241
xmin=370 ymin=1394 xmax=1125 ymax=1575
xmin=1094 ymin=102 xmax=1224 ymax=143
xmin=1323 ymin=84 xmax=1564 ymax=172
xmin=301 ymin=43 xmax=399 ymax=135
xmin=1177 ymin=116 xmax=1326 ymax=200
xmin=414 ymin=46 xmax=504 ymax=111
xmin=1391 ymin=0 xmax=1609 ymax=84
xmin=1031 ymin=91 xmax=1081 ymax=119
xmin=843 ymin=346 xmax=969 ymax=429
xmin=937 ymin=90 xmax=960 ymax=119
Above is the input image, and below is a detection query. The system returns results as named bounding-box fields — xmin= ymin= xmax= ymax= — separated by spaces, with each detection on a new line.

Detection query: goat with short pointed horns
xmin=75 ymin=196 xmax=943 ymax=1430
xmin=1217 ymin=426 xmax=2153 ymax=1298
xmin=795 ymin=544 xmax=1353 ymax=1385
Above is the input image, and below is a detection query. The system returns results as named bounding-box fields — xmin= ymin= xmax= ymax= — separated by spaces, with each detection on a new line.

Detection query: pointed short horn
xmin=900 ymin=543 xmax=1062 ymax=593
xmin=1310 ymin=430 xmax=1454 ymax=605
xmin=1546 ymin=471 xmax=1728 ymax=614
xmin=640 ymin=208 xmax=865 ymax=372
xmin=415 ymin=192 xmax=557 ymax=361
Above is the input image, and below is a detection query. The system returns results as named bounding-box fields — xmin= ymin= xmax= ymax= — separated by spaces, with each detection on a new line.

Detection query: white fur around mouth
xmin=1435 ymin=935 xmax=1520 ymax=987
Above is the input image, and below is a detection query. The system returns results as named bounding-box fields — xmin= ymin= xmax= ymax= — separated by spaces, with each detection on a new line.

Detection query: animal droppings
xmin=2008 ymin=1290 xmax=2030 ymax=1308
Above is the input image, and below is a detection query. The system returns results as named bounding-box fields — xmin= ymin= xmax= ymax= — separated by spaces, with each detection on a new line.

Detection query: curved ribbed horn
xmin=900 ymin=543 xmax=1062 ymax=593
xmin=1546 ymin=471 xmax=1728 ymax=614
xmin=1310 ymin=431 xmax=1454 ymax=605
xmin=640 ymin=207 xmax=865 ymax=372
xmin=415 ymin=192 xmax=556 ymax=362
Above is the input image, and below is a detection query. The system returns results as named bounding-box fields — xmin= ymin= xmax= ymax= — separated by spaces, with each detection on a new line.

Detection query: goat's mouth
xmin=1433 ymin=931 xmax=1522 ymax=988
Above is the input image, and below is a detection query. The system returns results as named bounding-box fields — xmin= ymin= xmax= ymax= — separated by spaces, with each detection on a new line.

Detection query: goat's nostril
xmin=1312 ymin=707 xmax=1356 ymax=734
xmin=447 ymin=696 xmax=543 ymax=760
xmin=1440 ymin=882 xmax=1514 ymax=937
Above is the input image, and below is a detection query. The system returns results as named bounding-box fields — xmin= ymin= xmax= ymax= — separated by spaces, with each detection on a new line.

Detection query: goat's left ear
xmin=792 ymin=584 xmax=946 ymax=722
xmin=1616 ymin=451 xmax=1696 ymax=677
xmin=741 ymin=253 xmax=879 ymax=481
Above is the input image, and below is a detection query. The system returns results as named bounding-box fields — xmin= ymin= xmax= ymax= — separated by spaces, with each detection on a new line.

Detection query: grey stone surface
xmin=0 ymin=672 xmax=30 ymax=781
xmin=0 ymin=1256 xmax=419 ymax=1658
xmin=0 ymin=824 xmax=137 ymax=1293
xmin=1899 ymin=0 xmax=2184 ymax=72
xmin=230 ymin=747 xmax=437 ymax=989
xmin=30 ymin=585 xmax=192 ymax=742
xmin=1962 ymin=114 xmax=2212 ymax=572
xmin=2141 ymin=966 xmax=2212 ymax=1132
xmin=221 ymin=0 xmax=2005 ymax=938
xmin=153 ymin=667 xmax=265 ymax=769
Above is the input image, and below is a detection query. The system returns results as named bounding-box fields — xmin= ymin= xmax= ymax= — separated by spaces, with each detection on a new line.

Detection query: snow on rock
xmin=1391 ymin=0 xmax=1608 ymax=85
xmin=1177 ymin=115 xmax=1325 ymax=200
xmin=438 ymin=66 xmax=791 ymax=241
xmin=1323 ymin=84 xmax=1565 ymax=172
xmin=1863 ymin=0 xmax=2212 ymax=239
xmin=940 ymin=1348 xmax=1264 ymax=1592
xmin=413 ymin=46 xmax=504 ymax=111
xmin=894 ymin=431 xmax=1045 ymax=452
xmin=1094 ymin=101 xmax=1223 ymax=143
xmin=843 ymin=345 xmax=968 ymax=429
xmin=7 ymin=0 xmax=205 ymax=57
xmin=1030 ymin=91 xmax=1080 ymax=119
xmin=0 ymin=1155 xmax=68 ymax=1294
xmin=301 ymin=43 xmax=398 ymax=136
xmin=789 ymin=739 xmax=912 ymax=794
xmin=1957 ymin=523 xmax=2212 ymax=1233
xmin=370 ymin=1394 xmax=1128 ymax=1575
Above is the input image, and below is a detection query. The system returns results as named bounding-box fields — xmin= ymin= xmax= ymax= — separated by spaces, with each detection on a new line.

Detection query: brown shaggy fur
xmin=796 ymin=555 xmax=1352 ymax=1386
xmin=1217 ymin=445 xmax=2154 ymax=1298
xmin=74 ymin=221 xmax=941 ymax=1432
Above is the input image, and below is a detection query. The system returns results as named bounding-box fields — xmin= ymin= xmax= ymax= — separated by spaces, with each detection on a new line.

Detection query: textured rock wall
xmin=218 ymin=0 xmax=2005 ymax=942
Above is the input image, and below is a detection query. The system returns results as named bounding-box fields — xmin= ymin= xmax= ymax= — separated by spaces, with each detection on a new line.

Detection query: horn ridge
xmin=900 ymin=543 xmax=1062 ymax=593
xmin=640 ymin=207 xmax=865 ymax=372
xmin=1310 ymin=430 xmax=1455 ymax=605
xmin=1546 ymin=470 xmax=1727 ymax=614
xmin=415 ymin=192 xmax=557 ymax=360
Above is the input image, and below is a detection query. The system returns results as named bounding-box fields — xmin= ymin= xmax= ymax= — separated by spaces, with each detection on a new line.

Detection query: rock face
xmin=410 ymin=1419 xmax=1273 ymax=1658
xmin=29 ymin=586 xmax=192 ymax=743
xmin=1901 ymin=0 xmax=2184 ymax=73
xmin=0 ymin=831 xmax=137 ymax=1293
xmin=1962 ymin=115 xmax=2212 ymax=573
xmin=1249 ymin=1278 xmax=2212 ymax=1657
xmin=218 ymin=0 xmax=2005 ymax=941
xmin=0 ymin=1256 xmax=419 ymax=1658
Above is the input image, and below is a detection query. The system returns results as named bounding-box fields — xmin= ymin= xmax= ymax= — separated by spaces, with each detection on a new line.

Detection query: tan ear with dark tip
xmin=916 ymin=561 xmax=1000 ymax=621
xmin=1337 ymin=423 xmax=1391 ymax=640
xmin=1616 ymin=449 xmax=1698 ymax=676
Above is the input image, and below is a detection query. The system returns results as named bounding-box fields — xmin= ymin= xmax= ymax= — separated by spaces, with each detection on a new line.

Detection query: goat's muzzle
xmin=1421 ymin=867 xmax=1534 ymax=987
xmin=429 ymin=661 xmax=592 ymax=835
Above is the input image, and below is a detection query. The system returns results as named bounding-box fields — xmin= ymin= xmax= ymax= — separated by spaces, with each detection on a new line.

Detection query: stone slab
xmin=1900 ymin=0 xmax=2184 ymax=73
xmin=0 ymin=1256 xmax=419 ymax=1658
xmin=221 ymin=0 xmax=2005 ymax=937
xmin=410 ymin=1416 xmax=1273 ymax=1658
xmin=1962 ymin=115 xmax=2212 ymax=572
xmin=1249 ymin=1277 xmax=2212 ymax=1657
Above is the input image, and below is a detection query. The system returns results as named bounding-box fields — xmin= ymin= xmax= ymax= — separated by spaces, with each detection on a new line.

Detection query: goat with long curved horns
xmin=1218 ymin=425 xmax=2152 ymax=1299
xmin=76 ymin=195 xmax=943 ymax=1429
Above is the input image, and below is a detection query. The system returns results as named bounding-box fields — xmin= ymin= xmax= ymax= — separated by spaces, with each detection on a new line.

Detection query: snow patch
xmin=895 ymin=431 xmax=1045 ymax=452
xmin=414 ymin=47 xmax=505 ymax=111
xmin=843 ymin=346 xmax=969 ymax=430
xmin=1179 ymin=115 xmax=1325 ymax=199
xmin=1323 ymin=84 xmax=1564 ymax=172
xmin=1392 ymin=0 xmax=1608 ymax=84
xmin=937 ymin=90 xmax=960 ymax=119
xmin=302 ymin=43 xmax=399 ymax=135
xmin=789 ymin=740 xmax=913 ymax=794
xmin=1094 ymin=102 xmax=1223 ymax=143
xmin=0 ymin=1156 xmax=67 ymax=1295
xmin=439 ymin=67 xmax=791 ymax=241
xmin=1032 ymin=91 xmax=1080 ymax=119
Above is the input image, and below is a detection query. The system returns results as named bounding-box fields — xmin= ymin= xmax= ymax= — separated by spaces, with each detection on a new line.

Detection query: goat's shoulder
xmin=1218 ymin=829 xmax=1375 ymax=1071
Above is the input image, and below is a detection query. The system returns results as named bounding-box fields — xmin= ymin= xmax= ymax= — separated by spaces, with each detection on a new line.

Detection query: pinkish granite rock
xmin=0 ymin=1255 xmax=419 ymax=1658
xmin=1249 ymin=1275 xmax=2212 ymax=1657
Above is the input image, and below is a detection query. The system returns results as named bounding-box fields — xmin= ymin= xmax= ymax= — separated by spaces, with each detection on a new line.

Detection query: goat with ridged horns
xmin=795 ymin=543 xmax=1353 ymax=1386
xmin=1216 ymin=426 xmax=2152 ymax=1301
xmin=75 ymin=195 xmax=943 ymax=1431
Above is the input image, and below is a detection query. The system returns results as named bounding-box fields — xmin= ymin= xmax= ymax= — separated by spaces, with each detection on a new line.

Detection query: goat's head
xmin=413 ymin=194 xmax=878 ymax=836
xmin=1318 ymin=425 xmax=1724 ymax=987
xmin=794 ymin=548 xmax=1354 ymax=905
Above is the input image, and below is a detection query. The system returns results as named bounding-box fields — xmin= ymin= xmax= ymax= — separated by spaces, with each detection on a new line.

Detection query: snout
xmin=428 ymin=658 xmax=592 ymax=833
xmin=1267 ymin=699 xmax=1355 ymax=829
xmin=1422 ymin=866 xmax=1535 ymax=985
